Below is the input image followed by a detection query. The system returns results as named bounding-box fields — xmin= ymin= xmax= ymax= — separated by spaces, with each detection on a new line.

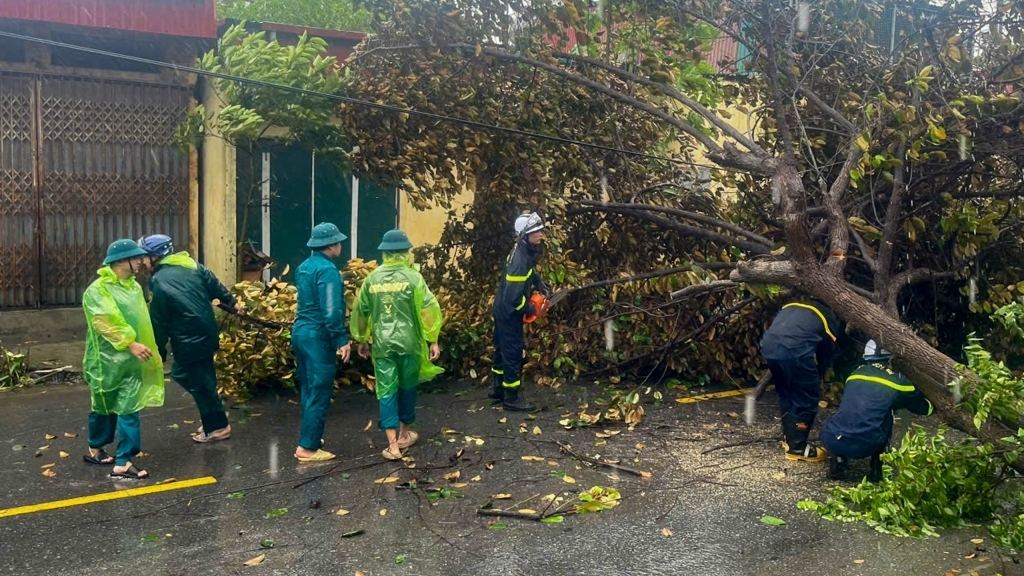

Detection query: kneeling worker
xmin=821 ymin=340 xmax=933 ymax=482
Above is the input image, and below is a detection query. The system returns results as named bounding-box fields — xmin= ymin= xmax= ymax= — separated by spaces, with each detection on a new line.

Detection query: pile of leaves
xmin=214 ymin=260 xmax=379 ymax=399
xmin=0 ymin=340 xmax=26 ymax=389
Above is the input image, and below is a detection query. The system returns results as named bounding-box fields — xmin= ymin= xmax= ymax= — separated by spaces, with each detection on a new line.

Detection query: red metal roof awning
xmin=0 ymin=0 xmax=217 ymax=39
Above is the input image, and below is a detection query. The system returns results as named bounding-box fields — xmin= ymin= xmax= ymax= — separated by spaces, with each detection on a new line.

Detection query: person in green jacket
xmin=352 ymin=230 xmax=443 ymax=461
xmin=293 ymin=223 xmax=352 ymax=462
xmin=81 ymin=239 xmax=165 ymax=480
xmin=139 ymin=234 xmax=238 ymax=444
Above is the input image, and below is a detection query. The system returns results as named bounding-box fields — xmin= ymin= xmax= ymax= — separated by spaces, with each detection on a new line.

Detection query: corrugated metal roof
xmin=0 ymin=0 xmax=217 ymax=39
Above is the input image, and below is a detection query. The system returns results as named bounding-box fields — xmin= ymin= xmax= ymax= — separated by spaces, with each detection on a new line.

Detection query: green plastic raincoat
xmin=82 ymin=266 xmax=165 ymax=415
xmin=351 ymin=253 xmax=443 ymax=396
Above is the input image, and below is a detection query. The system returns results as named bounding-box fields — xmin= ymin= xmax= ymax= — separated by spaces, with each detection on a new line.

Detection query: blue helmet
xmin=138 ymin=234 xmax=174 ymax=259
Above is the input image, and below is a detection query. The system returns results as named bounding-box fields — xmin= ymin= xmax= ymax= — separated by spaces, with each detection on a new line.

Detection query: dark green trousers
xmin=171 ymin=356 xmax=228 ymax=433
xmin=88 ymin=411 xmax=140 ymax=466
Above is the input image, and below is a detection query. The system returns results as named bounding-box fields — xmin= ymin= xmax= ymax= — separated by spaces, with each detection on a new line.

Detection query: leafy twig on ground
xmin=554 ymin=440 xmax=647 ymax=477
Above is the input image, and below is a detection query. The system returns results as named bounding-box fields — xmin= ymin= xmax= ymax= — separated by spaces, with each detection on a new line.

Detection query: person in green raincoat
xmin=352 ymin=229 xmax=443 ymax=461
xmin=81 ymin=239 xmax=165 ymax=480
xmin=293 ymin=223 xmax=352 ymax=463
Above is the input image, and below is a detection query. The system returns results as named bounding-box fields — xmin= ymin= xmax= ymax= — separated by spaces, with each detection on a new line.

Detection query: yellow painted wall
xmin=398 ymin=181 xmax=474 ymax=248
xmin=200 ymin=86 xmax=238 ymax=283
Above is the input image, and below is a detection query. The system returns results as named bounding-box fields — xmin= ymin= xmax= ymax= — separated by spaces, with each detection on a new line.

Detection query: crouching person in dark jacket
xmin=140 ymin=234 xmax=238 ymax=443
xmin=821 ymin=340 xmax=933 ymax=483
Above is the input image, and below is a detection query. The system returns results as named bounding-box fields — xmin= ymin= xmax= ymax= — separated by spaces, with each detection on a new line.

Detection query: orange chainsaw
xmin=523 ymin=293 xmax=551 ymax=323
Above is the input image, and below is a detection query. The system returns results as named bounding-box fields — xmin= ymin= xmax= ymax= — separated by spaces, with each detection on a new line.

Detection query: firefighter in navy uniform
xmin=821 ymin=340 xmax=933 ymax=482
xmin=760 ymin=298 xmax=841 ymax=463
xmin=489 ymin=212 xmax=550 ymax=411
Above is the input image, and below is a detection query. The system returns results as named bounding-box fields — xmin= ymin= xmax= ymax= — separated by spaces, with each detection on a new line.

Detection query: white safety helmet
xmin=863 ymin=339 xmax=891 ymax=359
xmin=514 ymin=212 xmax=545 ymax=237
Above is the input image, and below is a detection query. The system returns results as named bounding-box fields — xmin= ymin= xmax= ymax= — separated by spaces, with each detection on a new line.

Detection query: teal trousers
xmin=88 ymin=411 xmax=141 ymax=466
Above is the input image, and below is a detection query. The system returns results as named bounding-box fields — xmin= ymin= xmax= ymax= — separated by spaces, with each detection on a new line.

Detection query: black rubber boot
xmin=867 ymin=453 xmax=884 ymax=483
xmin=488 ymin=373 xmax=504 ymax=401
xmin=827 ymin=453 xmax=847 ymax=480
xmin=502 ymin=386 xmax=535 ymax=412
xmin=781 ymin=414 xmax=826 ymax=463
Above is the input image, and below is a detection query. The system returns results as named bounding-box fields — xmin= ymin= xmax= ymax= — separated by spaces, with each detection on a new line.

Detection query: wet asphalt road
xmin=0 ymin=379 xmax=1016 ymax=576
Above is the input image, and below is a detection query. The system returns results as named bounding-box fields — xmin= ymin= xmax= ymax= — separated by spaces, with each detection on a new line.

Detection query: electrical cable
xmin=0 ymin=29 xmax=736 ymax=172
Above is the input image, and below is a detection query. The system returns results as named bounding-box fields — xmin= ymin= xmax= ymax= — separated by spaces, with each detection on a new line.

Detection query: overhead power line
xmin=0 ymin=29 xmax=733 ymax=172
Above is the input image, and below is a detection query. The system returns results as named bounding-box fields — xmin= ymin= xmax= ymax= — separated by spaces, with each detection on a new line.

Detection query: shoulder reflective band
xmin=783 ymin=303 xmax=836 ymax=342
xmin=846 ymin=374 xmax=916 ymax=393
xmin=506 ymin=269 xmax=533 ymax=282
xmin=514 ymin=295 xmax=526 ymax=310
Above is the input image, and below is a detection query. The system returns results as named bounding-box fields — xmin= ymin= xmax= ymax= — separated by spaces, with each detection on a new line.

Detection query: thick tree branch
xmin=577 ymin=200 xmax=773 ymax=246
xmin=821 ymin=142 xmax=861 ymax=276
xmin=556 ymin=264 xmax=736 ymax=299
xmin=668 ymin=280 xmax=738 ymax=301
xmin=760 ymin=2 xmax=796 ymax=162
xmin=875 ymin=141 xmax=909 ymax=313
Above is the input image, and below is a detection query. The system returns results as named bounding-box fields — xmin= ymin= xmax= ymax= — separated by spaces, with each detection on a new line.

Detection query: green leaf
xmin=260 ymin=539 xmax=275 ymax=549
xmin=760 ymin=515 xmax=786 ymax=526
xmin=341 ymin=530 xmax=365 ymax=538
xmin=265 ymin=507 xmax=289 ymax=519
xmin=227 ymin=492 xmax=246 ymax=499
xmin=488 ymin=522 xmax=508 ymax=530
xmin=141 ymin=533 xmax=160 ymax=542
xmin=395 ymin=554 xmax=407 ymax=564
xmin=541 ymin=515 xmax=565 ymax=524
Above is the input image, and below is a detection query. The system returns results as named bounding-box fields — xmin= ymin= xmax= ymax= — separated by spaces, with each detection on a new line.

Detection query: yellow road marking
xmin=0 ymin=476 xmax=217 ymax=518
xmin=675 ymin=386 xmax=774 ymax=404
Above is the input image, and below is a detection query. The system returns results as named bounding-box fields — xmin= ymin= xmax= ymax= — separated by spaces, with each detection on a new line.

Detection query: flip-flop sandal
xmin=295 ymin=449 xmax=335 ymax=463
xmin=110 ymin=464 xmax=149 ymax=479
xmin=397 ymin=431 xmax=419 ymax=450
xmin=192 ymin=429 xmax=231 ymax=443
xmin=83 ymin=449 xmax=114 ymax=465
xmin=382 ymin=448 xmax=404 ymax=461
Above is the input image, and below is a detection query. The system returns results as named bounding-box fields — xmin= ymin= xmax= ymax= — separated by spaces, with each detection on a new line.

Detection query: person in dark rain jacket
xmin=821 ymin=340 xmax=933 ymax=482
xmin=141 ymin=234 xmax=236 ymax=444
xmin=490 ymin=212 xmax=549 ymax=411
xmin=760 ymin=298 xmax=841 ymax=463
xmin=292 ymin=223 xmax=351 ymax=462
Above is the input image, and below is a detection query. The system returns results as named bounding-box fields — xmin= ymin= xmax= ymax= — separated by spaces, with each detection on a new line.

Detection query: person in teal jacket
xmin=352 ymin=230 xmax=443 ymax=460
xmin=81 ymin=239 xmax=165 ymax=480
xmin=293 ymin=223 xmax=351 ymax=462
xmin=140 ymin=234 xmax=238 ymax=444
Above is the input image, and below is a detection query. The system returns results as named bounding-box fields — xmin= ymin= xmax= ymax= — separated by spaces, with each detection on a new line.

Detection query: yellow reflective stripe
xmin=502 ymin=380 xmax=521 ymax=389
xmin=492 ymin=368 xmax=504 ymax=374
xmin=846 ymin=374 xmax=916 ymax=393
xmin=506 ymin=269 xmax=533 ymax=282
xmin=783 ymin=303 xmax=836 ymax=342
xmin=514 ymin=295 xmax=526 ymax=311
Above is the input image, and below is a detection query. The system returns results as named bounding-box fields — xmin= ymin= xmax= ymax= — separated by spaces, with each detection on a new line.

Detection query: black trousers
xmin=766 ymin=355 xmax=821 ymax=425
xmin=821 ymin=413 xmax=893 ymax=459
xmin=492 ymin=313 xmax=525 ymax=388
xmin=171 ymin=356 xmax=229 ymax=433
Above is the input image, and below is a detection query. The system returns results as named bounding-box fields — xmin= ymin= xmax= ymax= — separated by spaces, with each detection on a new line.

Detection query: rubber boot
xmin=827 ymin=453 xmax=847 ymax=480
xmin=488 ymin=373 xmax=504 ymax=401
xmin=781 ymin=414 xmax=826 ymax=463
xmin=867 ymin=453 xmax=884 ymax=483
xmin=502 ymin=386 xmax=535 ymax=412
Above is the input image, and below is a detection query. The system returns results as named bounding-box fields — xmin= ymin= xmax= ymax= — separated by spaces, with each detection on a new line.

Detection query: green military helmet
xmin=377 ymin=229 xmax=414 ymax=251
xmin=307 ymin=222 xmax=348 ymax=248
xmin=103 ymin=238 xmax=150 ymax=265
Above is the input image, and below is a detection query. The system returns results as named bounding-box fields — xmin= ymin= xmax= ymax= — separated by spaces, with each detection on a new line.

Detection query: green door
xmin=235 ymin=141 xmax=398 ymax=281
